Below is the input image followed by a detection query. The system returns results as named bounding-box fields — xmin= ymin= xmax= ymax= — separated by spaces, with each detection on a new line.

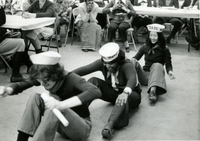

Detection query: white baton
xmin=41 ymin=93 xmax=69 ymax=127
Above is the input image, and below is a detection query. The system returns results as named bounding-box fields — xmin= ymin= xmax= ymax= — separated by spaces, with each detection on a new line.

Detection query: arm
xmin=60 ymin=74 xmax=101 ymax=109
xmin=164 ymin=47 xmax=175 ymax=79
xmin=0 ymin=79 xmax=40 ymax=97
xmin=102 ymin=0 xmax=114 ymax=14
xmin=0 ymin=6 xmax=6 ymax=26
xmin=72 ymin=59 xmax=102 ymax=76
xmin=133 ymin=45 xmax=145 ymax=61
xmin=36 ymin=4 xmax=55 ymax=17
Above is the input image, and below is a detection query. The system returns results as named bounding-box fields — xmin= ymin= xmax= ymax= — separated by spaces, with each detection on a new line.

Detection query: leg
xmin=118 ymin=22 xmax=131 ymax=50
xmin=131 ymin=58 xmax=148 ymax=86
xmin=108 ymin=22 xmax=118 ymax=42
xmin=147 ymin=63 xmax=167 ymax=102
xmin=167 ymin=18 xmax=183 ymax=43
xmin=56 ymin=109 xmax=92 ymax=141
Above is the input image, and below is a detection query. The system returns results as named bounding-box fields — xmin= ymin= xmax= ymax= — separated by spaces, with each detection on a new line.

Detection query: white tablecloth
xmin=133 ymin=6 xmax=200 ymax=19
xmin=1 ymin=15 xmax=55 ymax=30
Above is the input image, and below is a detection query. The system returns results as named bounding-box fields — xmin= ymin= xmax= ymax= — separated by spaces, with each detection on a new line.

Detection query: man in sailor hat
xmin=73 ymin=42 xmax=141 ymax=138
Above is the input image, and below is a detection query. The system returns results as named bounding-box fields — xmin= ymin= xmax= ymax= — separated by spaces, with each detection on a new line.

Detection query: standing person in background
xmin=132 ymin=23 xmax=175 ymax=104
xmin=73 ymin=42 xmax=141 ymax=138
xmin=153 ymin=0 xmax=183 ymax=44
xmin=131 ymin=0 xmax=152 ymax=43
xmin=22 ymin=0 xmax=56 ymax=53
xmin=75 ymin=0 xmax=103 ymax=52
xmin=0 ymin=51 xmax=101 ymax=141
xmin=102 ymin=0 xmax=136 ymax=53
xmin=0 ymin=6 xmax=33 ymax=82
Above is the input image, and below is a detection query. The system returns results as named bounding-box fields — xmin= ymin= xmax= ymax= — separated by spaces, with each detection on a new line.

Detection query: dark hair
xmin=146 ymin=31 xmax=166 ymax=50
xmin=84 ymin=0 xmax=93 ymax=3
xmin=29 ymin=63 xmax=65 ymax=82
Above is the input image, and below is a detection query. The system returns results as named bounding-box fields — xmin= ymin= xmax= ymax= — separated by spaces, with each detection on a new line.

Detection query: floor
xmin=0 ymin=33 xmax=199 ymax=141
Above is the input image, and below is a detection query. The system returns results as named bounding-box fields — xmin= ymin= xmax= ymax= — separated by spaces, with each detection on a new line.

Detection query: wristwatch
xmin=123 ymin=90 xmax=130 ymax=95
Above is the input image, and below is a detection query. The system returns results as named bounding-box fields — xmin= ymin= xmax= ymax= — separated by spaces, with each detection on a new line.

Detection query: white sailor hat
xmin=30 ymin=51 xmax=61 ymax=65
xmin=99 ymin=42 xmax=120 ymax=62
xmin=147 ymin=23 xmax=165 ymax=32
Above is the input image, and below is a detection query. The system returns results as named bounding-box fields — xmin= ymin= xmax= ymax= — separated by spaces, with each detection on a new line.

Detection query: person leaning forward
xmin=0 ymin=51 xmax=101 ymax=141
xmin=102 ymin=0 xmax=137 ymax=53
xmin=73 ymin=42 xmax=141 ymax=138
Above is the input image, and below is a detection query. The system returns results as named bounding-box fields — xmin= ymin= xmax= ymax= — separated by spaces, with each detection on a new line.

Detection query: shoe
xmin=82 ymin=49 xmax=88 ymax=52
xmin=149 ymin=91 xmax=157 ymax=102
xmin=102 ymin=128 xmax=113 ymax=138
xmin=10 ymin=76 xmax=26 ymax=83
xmin=58 ymin=40 xmax=62 ymax=47
xmin=125 ymin=47 xmax=130 ymax=53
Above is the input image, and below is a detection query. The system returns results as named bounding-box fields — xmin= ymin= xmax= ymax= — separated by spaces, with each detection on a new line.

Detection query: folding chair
xmin=0 ymin=54 xmax=12 ymax=73
xmin=71 ymin=7 xmax=80 ymax=46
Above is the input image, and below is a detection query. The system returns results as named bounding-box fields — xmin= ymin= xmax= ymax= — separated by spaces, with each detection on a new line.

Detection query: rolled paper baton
xmin=41 ymin=93 xmax=69 ymax=127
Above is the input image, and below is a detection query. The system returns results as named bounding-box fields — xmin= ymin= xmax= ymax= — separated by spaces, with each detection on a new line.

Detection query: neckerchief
xmin=148 ymin=45 xmax=159 ymax=54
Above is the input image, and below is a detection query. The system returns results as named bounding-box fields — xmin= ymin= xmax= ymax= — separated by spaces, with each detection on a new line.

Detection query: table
xmin=1 ymin=15 xmax=55 ymax=30
xmin=133 ymin=6 xmax=200 ymax=52
xmin=133 ymin=6 xmax=200 ymax=19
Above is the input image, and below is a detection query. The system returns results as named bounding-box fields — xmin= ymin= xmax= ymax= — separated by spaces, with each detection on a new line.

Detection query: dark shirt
xmin=9 ymin=71 xmax=101 ymax=118
xmin=27 ymin=0 xmax=56 ymax=17
xmin=133 ymin=44 xmax=173 ymax=73
xmin=0 ymin=6 xmax=7 ymax=43
xmin=73 ymin=59 xmax=138 ymax=92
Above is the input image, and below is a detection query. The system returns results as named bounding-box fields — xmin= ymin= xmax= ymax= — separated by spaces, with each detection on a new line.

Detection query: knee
xmin=151 ymin=63 xmax=164 ymax=71
xmin=88 ymin=77 xmax=98 ymax=85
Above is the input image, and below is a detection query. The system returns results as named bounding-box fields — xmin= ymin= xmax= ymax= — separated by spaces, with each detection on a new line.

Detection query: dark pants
xmin=88 ymin=77 xmax=141 ymax=129
xmin=108 ymin=21 xmax=130 ymax=42
xmin=154 ymin=17 xmax=182 ymax=39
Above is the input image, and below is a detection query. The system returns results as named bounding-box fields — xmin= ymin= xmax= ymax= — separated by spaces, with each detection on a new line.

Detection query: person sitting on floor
xmin=102 ymin=0 xmax=137 ymax=53
xmin=0 ymin=51 xmax=101 ymax=141
xmin=73 ymin=42 xmax=141 ymax=138
xmin=0 ymin=6 xmax=33 ymax=82
xmin=153 ymin=0 xmax=183 ymax=44
xmin=75 ymin=0 xmax=103 ymax=52
xmin=22 ymin=0 xmax=56 ymax=53
xmin=131 ymin=23 xmax=175 ymax=104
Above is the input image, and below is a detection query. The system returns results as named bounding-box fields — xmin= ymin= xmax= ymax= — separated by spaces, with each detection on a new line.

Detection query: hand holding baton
xmin=41 ymin=93 xmax=69 ymax=127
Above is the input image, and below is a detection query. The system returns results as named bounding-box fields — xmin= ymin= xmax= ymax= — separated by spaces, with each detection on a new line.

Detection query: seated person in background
xmin=102 ymin=0 xmax=136 ymax=53
xmin=22 ymin=0 xmax=36 ymax=11
xmin=132 ymin=23 xmax=175 ymax=104
xmin=181 ymin=0 xmax=198 ymax=9
xmin=12 ymin=0 xmax=24 ymax=15
xmin=131 ymin=0 xmax=152 ymax=43
xmin=75 ymin=0 xmax=103 ymax=52
xmin=181 ymin=0 xmax=199 ymax=50
xmin=53 ymin=0 xmax=74 ymax=47
xmin=0 ymin=6 xmax=33 ymax=82
xmin=73 ymin=42 xmax=141 ymax=138
xmin=22 ymin=0 xmax=56 ymax=53
xmin=0 ymin=51 xmax=101 ymax=141
xmin=153 ymin=0 xmax=183 ymax=44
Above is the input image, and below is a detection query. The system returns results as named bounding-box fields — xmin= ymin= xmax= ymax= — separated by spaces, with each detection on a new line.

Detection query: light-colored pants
xmin=18 ymin=93 xmax=92 ymax=141
xmin=0 ymin=38 xmax=25 ymax=59
xmin=131 ymin=58 xmax=167 ymax=95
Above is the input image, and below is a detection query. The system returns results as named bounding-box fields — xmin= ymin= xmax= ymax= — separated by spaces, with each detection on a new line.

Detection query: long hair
xmin=146 ymin=32 xmax=166 ymax=50
xmin=29 ymin=63 xmax=65 ymax=82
